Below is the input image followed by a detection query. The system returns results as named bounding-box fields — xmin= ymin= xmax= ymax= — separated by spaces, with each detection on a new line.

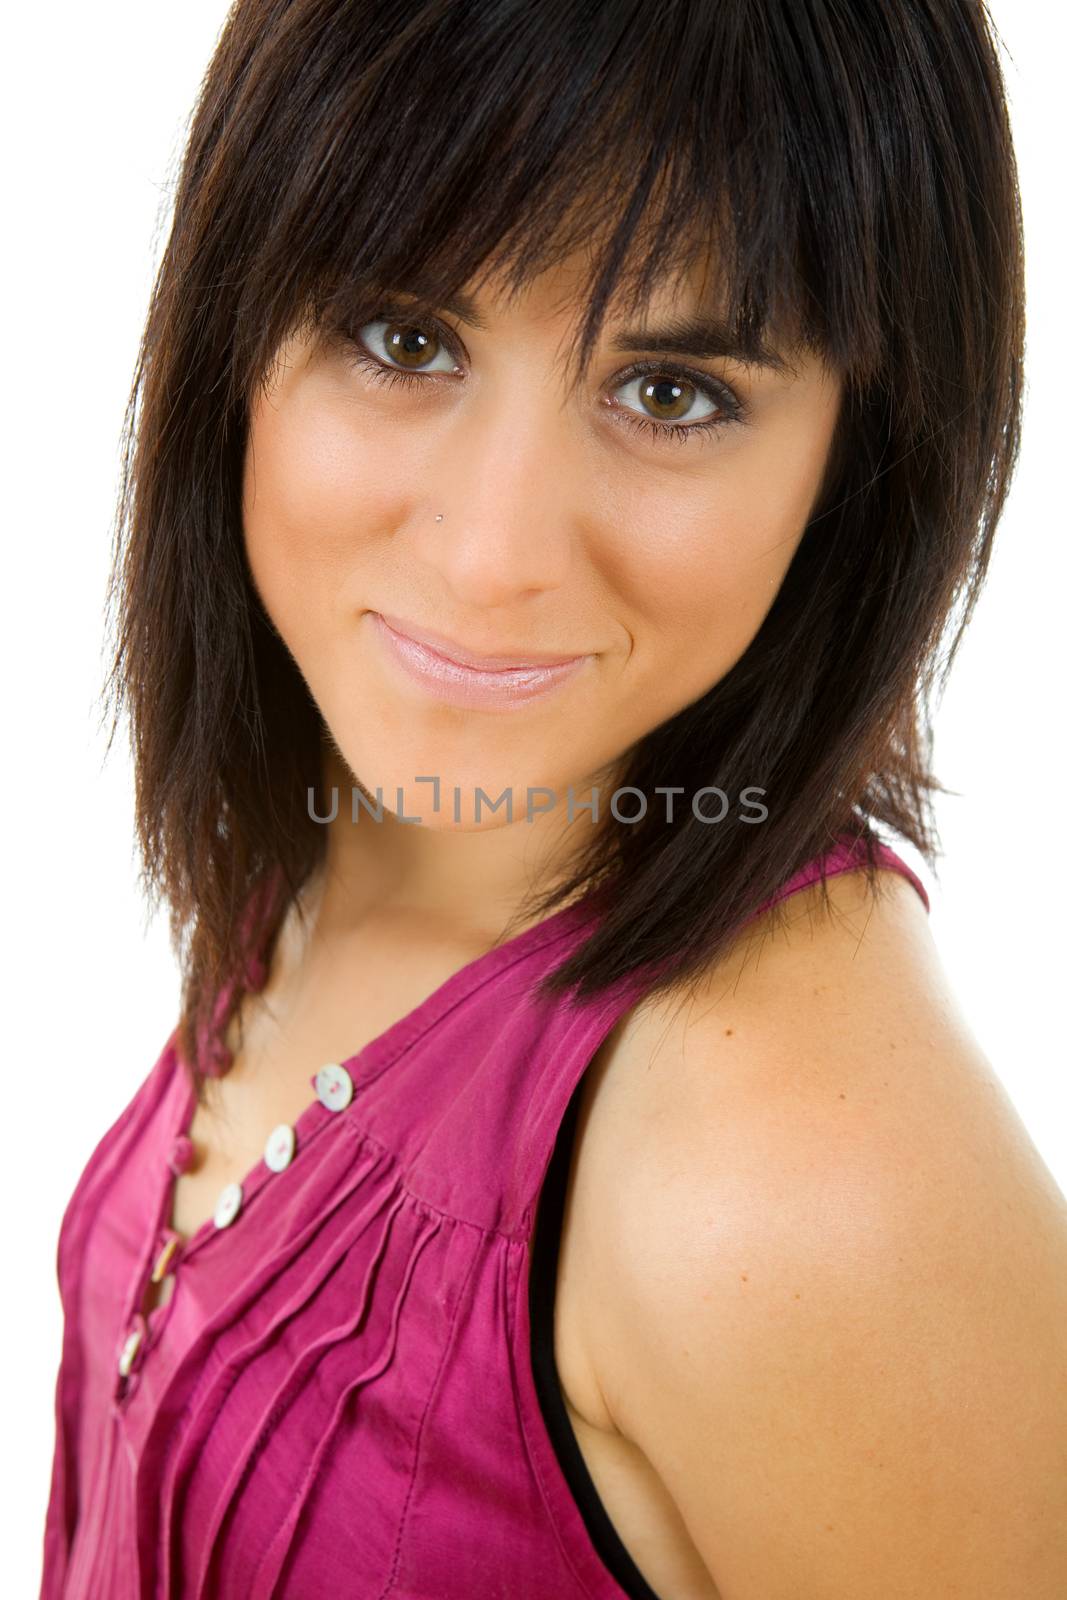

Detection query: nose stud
xmin=434 ymin=512 xmax=444 ymax=523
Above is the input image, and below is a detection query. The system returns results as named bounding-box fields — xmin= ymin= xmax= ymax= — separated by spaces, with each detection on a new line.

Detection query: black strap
xmin=527 ymin=1087 xmax=663 ymax=1600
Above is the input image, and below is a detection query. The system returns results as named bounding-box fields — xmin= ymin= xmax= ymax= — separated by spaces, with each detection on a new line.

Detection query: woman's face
xmin=243 ymin=253 xmax=842 ymax=830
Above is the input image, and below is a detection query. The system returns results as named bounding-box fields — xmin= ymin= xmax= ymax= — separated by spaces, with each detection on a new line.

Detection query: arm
xmin=590 ymin=870 xmax=1067 ymax=1598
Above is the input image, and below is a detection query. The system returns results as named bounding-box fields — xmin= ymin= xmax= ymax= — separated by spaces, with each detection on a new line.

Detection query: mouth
xmin=372 ymin=611 xmax=588 ymax=671
xmin=369 ymin=611 xmax=593 ymax=711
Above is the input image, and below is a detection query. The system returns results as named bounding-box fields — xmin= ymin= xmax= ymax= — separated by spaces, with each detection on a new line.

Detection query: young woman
xmin=42 ymin=2 xmax=1067 ymax=1596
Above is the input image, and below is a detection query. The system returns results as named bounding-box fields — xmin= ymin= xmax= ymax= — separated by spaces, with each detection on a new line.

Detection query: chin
xmin=314 ymin=736 xmax=582 ymax=834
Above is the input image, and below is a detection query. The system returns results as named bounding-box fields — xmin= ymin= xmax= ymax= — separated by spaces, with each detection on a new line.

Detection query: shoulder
xmin=578 ymin=864 xmax=1067 ymax=1597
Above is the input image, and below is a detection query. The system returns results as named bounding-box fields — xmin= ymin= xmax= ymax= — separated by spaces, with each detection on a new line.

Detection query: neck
xmin=306 ymin=738 xmax=607 ymax=949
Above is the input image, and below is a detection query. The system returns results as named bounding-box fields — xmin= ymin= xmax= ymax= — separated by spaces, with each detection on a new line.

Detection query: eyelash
xmin=338 ymin=309 xmax=748 ymax=444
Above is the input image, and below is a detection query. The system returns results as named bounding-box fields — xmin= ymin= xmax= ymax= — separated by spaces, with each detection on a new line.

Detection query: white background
xmin=4 ymin=3 xmax=1063 ymax=1590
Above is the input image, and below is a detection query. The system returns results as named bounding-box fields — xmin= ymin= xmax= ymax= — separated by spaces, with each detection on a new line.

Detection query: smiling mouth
xmin=371 ymin=610 xmax=589 ymax=671
xmin=369 ymin=611 xmax=592 ymax=710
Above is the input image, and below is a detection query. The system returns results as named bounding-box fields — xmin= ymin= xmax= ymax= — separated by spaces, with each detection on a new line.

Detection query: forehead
xmin=415 ymin=181 xmax=723 ymax=317
xmin=385 ymin=195 xmax=808 ymax=365
xmin=396 ymin=236 xmax=810 ymax=386
xmin=470 ymin=242 xmax=720 ymax=324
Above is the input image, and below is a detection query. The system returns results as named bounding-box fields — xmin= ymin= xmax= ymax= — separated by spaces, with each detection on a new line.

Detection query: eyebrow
xmin=608 ymin=315 xmax=793 ymax=373
xmin=393 ymin=288 xmax=793 ymax=374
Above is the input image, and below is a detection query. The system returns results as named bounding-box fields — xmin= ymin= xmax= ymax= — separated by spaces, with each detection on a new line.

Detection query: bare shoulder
xmin=576 ymin=865 xmax=1067 ymax=1598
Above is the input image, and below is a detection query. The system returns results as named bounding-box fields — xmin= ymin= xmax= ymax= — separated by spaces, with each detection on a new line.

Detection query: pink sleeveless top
xmin=40 ymin=836 xmax=928 ymax=1599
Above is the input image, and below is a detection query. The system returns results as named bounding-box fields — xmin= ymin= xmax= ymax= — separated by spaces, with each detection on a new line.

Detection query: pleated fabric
xmin=40 ymin=836 xmax=928 ymax=1598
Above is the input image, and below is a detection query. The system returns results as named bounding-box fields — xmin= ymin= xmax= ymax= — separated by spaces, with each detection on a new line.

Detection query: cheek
xmin=241 ymin=373 xmax=414 ymax=632
xmin=609 ymin=424 xmax=832 ymax=702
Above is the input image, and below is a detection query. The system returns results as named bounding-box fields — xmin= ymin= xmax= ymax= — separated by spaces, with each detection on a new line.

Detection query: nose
xmin=406 ymin=388 xmax=577 ymax=607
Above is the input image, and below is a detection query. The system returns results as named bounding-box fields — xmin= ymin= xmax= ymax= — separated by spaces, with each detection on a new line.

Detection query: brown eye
xmin=637 ymin=375 xmax=698 ymax=421
xmin=356 ymin=315 xmax=460 ymax=376
xmin=381 ymin=322 xmax=440 ymax=368
xmin=611 ymin=369 xmax=722 ymax=429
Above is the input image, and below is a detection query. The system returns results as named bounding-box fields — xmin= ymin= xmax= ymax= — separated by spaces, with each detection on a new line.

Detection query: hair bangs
xmin=230 ymin=0 xmax=893 ymax=409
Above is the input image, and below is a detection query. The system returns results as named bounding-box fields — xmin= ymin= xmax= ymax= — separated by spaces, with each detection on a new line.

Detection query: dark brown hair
xmin=102 ymin=0 xmax=1024 ymax=1097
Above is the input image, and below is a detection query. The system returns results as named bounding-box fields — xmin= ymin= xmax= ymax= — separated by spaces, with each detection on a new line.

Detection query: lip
xmin=373 ymin=611 xmax=586 ymax=670
xmin=370 ymin=611 xmax=592 ymax=711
